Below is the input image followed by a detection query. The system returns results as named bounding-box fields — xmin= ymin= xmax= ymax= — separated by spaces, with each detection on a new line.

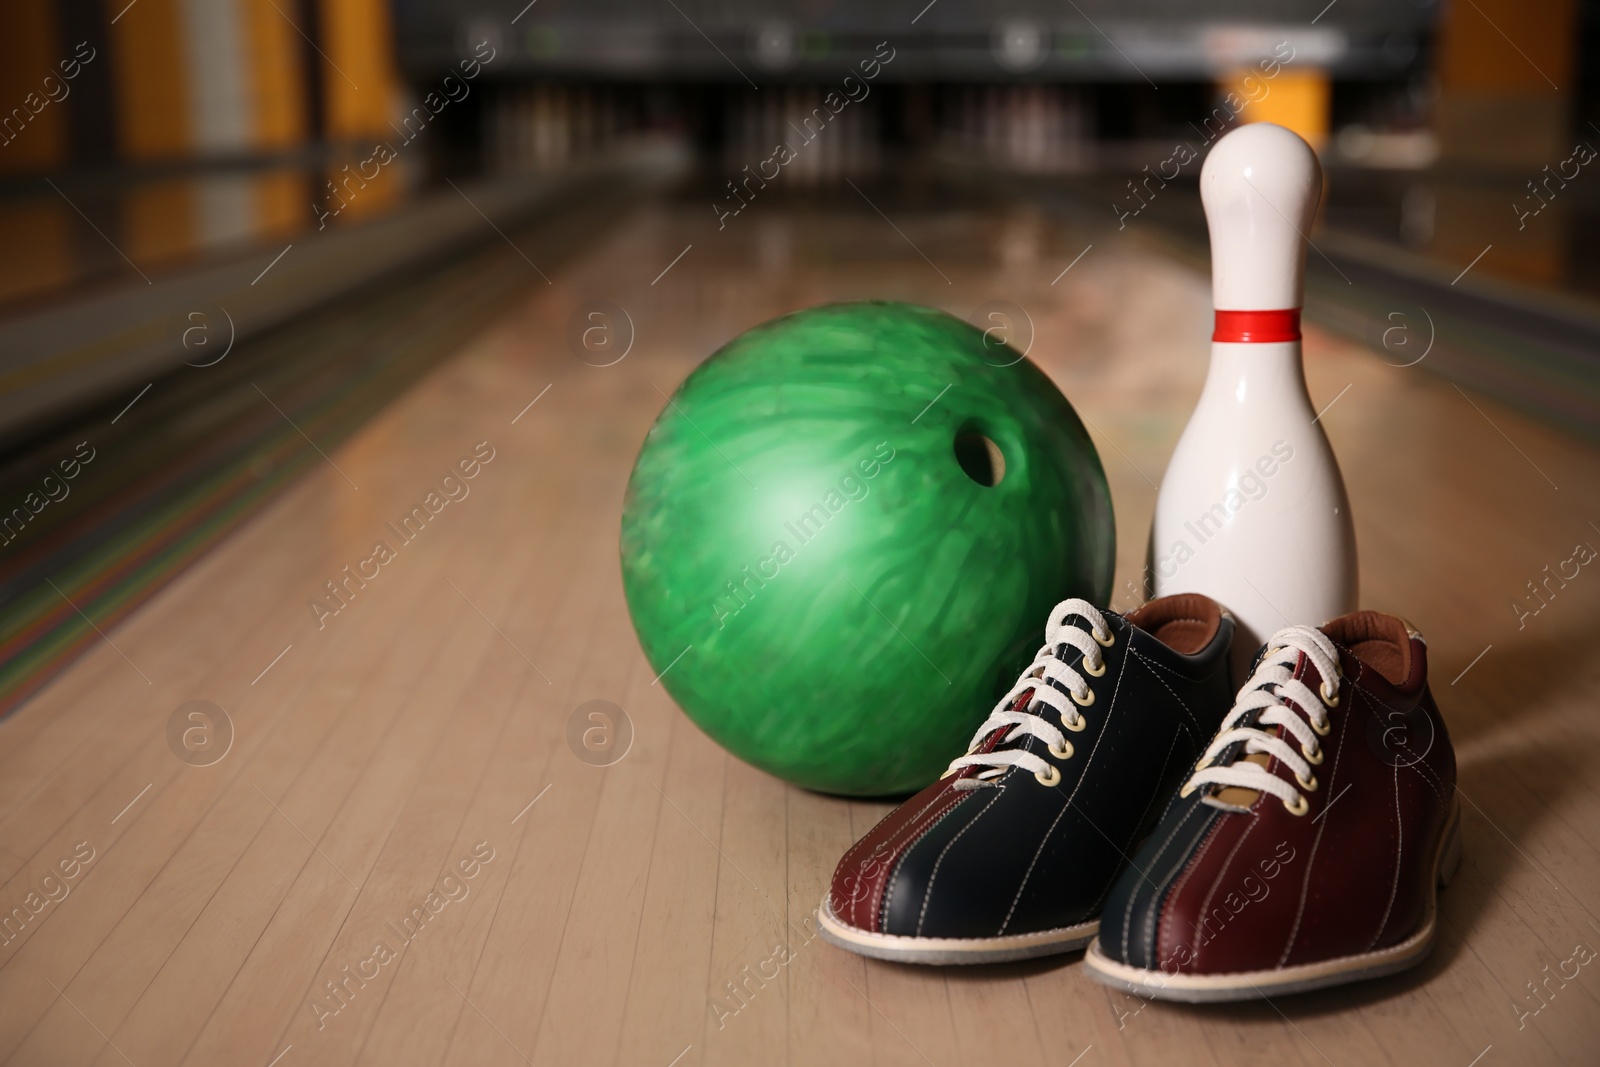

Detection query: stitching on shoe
xmin=1190 ymin=813 xmax=1262 ymax=965
xmin=837 ymin=787 xmax=953 ymax=884
xmin=872 ymin=791 xmax=973 ymax=930
xmin=1367 ymin=759 xmax=1404 ymax=953
xmin=837 ymin=786 xmax=967 ymax=928
xmin=996 ymin=635 xmax=1133 ymax=934
xmin=1403 ymin=753 xmax=1448 ymax=802
xmin=1124 ymin=617 xmax=1222 ymax=679
xmin=1158 ymin=799 xmax=1231 ymax=965
xmin=882 ymin=803 xmax=963 ymax=932
xmin=911 ymin=786 xmax=1006 ymax=937
xmin=1352 ymin=682 xmax=1448 ymax=804
xmin=1123 ymin=800 xmax=1206 ymax=964
xmin=1349 ymin=677 xmax=1436 ymax=951
xmin=1086 ymin=727 xmax=1185 ymax=919
xmin=1150 ymin=736 xmax=1201 ymax=827
xmin=1277 ymin=656 xmax=1360 ymax=967
xmin=1128 ymin=646 xmax=1207 ymax=744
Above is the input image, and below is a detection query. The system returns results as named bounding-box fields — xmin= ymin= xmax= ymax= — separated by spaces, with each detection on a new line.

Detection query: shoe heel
xmin=1436 ymin=808 xmax=1463 ymax=889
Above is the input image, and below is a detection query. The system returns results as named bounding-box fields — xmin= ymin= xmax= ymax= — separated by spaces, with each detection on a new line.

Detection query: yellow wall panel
xmin=319 ymin=0 xmax=402 ymax=139
xmin=1430 ymin=0 xmax=1578 ymax=281
xmin=0 ymin=0 xmax=69 ymax=172
xmin=244 ymin=0 xmax=308 ymax=149
xmin=1436 ymin=0 xmax=1576 ymax=93
xmin=110 ymin=0 xmax=192 ymax=159
xmin=1224 ymin=68 xmax=1331 ymax=148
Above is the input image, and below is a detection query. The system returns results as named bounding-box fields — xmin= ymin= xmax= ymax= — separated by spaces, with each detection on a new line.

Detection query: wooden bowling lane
xmin=1 ymin=192 xmax=1598 ymax=1067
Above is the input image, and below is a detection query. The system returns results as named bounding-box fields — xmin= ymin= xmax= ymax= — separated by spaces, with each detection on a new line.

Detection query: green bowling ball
xmin=620 ymin=301 xmax=1113 ymax=795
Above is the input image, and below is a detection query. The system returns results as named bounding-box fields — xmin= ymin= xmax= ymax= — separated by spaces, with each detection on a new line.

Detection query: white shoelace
xmin=944 ymin=598 xmax=1112 ymax=789
xmin=1182 ymin=625 xmax=1343 ymax=813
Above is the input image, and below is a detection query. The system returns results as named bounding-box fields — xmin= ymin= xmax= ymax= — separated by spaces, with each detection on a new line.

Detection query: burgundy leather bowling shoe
xmin=1085 ymin=611 xmax=1459 ymax=1000
xmin=817 ymin=594 xmax=1234 ymax=964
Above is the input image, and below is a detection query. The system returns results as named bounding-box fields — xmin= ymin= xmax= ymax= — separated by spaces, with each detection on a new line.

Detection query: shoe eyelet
xmin=1063 ymin=714 xmax=1087 ymax=733
xmin=1035 ymin=765 xmax=1062 ymax=787
xmin=1083 ymin=657 xmax=1107 ymax=677
xmin=1296 ymin=770 xmax=1318 ymax=791
xmin=1302 ymin=743 xmax=1324 ymax=766
xmin=1049 ymin=740 xmax=1073 ymax=760
xmin=1321 ymin=682 xmax=1340 ymax=707
xmin=1093 ymin=628 xmax=1115 ymax=648
xmin=1311 ymin=716 xmax=1332 ymax=737
xmin=1283 ymin=794 xmax=1309 ymax=816
xmin=1071 ymin=687 xmax=1095 ymax=707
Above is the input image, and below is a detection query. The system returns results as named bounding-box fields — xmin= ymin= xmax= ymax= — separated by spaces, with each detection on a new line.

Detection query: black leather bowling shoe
xmin=818 ymin=594 xmax=1234 ymax=964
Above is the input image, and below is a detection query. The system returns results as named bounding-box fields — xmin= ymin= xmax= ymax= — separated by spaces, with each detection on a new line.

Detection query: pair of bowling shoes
xmin=816 ymin=593 xmax=1459 ymax=1002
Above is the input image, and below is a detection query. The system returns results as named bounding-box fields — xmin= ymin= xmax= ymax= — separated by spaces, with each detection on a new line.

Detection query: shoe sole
xmin=816 ymin=896 xmax=1098 ymax=965
xmin=1083 ymin=798 xmax=1462 ymax=1002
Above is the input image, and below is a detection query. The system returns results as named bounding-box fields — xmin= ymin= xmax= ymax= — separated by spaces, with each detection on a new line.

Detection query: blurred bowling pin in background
xmin=1149 ymin=122 xmax=1357 ymax=668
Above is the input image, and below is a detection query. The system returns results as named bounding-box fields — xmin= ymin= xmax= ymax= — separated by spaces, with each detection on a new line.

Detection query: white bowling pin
xmin=1149 ymin=122 xmax=1357 ymax=668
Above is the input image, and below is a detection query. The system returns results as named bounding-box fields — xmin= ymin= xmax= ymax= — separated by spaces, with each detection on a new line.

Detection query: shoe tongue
xmin=1205 ymin=649 xmax=1322 ymax=812
xmin=983 ymin=673 xmax=1057 ymax=752
xmin=1211 ymin=752 xmax=1272 ymax=809
xmin=1250 ymin=643 xmax=1324 ymax=710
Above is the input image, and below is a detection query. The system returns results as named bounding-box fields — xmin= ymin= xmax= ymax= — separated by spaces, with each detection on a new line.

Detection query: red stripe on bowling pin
xmin=1211 ymin=308 xmax=1301 ymax=343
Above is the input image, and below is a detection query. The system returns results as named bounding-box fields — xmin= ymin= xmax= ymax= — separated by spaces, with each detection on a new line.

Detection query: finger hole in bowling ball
xmin=953 ymin=428 xmax=1005 ymax=487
